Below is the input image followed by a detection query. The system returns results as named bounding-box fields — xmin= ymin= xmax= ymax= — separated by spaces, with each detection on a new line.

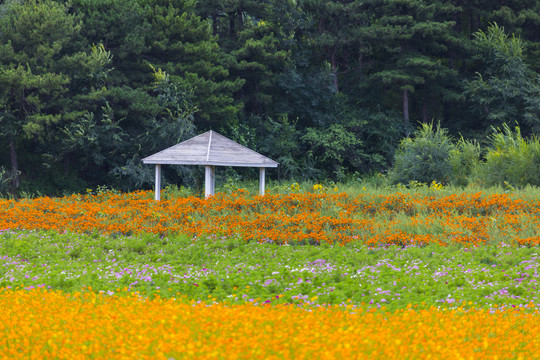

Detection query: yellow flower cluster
xmin=312 ymin=183 xmax=338 ymax=193
xmin=290 ymin=182 xmax=301 ymax=192
xmin=312 ymin=183 xmax=325 ymax=192
xmin=1 ymin=288 xmax=539 ymax=359
xmin=430 ymin=180 xmax=444 ymax=191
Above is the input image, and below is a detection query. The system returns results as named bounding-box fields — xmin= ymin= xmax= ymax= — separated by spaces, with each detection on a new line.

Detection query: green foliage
xmin=463 ymin=23 xmax=540 ymax=135
xmin=0 ymin=0 xmax=82 ymax=136
xmin=0 ymin=0 xmax=108 ymax=191
xmin=360 ymin=0 xmax=463 ymax=125
xmin=16 ymin=165 xmax=88 ymax=197
xmin=161 ymin=184 xmax=196 ymax=199
xmin=0 ymin=166 xmax=12 ymax=195
xmin=358 ymin=109 xmax=404 ymax=172
xmin=111 ymin=69 xmax=197 ymax=190
xmin=389 ymin=123 xmax=454 ymax=185
xmin=144 ymin=67 xmax=197 ymax=149
xmin=300 ymin=0 xmax=369 ymax=93
xmin=448 ymin=137 xmax=482 ymax=187
xmin=143 ymin=0 xmax=244 ymax=127
xmin=1 ymin=0 xmax=540 ymax=193
xmin=275 ymin=65 xmax=337 ymax=128
xmin=487 ymin=2 xmax=540 ymax=72
xmin=197 ymin=0 xmax=292 ymax=119
xmin=477 ymin=124 xmax=540 ymax=187
xmin=302 ymin=124 xmax=364 ymax=181
xmin=260 ymin=115 xmax=302 ymax=180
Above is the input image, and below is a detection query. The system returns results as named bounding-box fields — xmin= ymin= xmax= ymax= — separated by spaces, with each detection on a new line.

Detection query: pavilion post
xmin=211 ymin=166 xmax=215 ymax=194
xmin=259 ymin=167 xmax=265 ymax=196
xmin=155 ymin=164 xmax=162 ymax=201
xmin=205 ymin=165 xmax=215 ymax=198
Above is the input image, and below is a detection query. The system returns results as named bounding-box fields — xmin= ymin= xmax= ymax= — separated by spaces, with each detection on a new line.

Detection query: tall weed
xmin=448 ymin=137 xmax=481 ymax=187
xmin=477 ymin=125 xmax=540 ymax=187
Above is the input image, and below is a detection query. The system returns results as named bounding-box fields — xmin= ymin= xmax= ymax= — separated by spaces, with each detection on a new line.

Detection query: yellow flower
xmin=2 ymin=288 xmax=540 ymax=359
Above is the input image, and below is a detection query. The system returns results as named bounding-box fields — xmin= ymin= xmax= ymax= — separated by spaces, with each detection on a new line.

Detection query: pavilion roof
xmin=142 ymin=130 xmax=278 ymax=168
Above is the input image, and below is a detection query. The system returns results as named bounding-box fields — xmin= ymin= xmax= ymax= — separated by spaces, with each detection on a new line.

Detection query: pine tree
xmin=362 ymin=0 xmax=462 ymax=127
xmin=141 ymin=0 xmax=244 ymax=128
xmin=196 ymin=0 xmax=292 ymax=119
xmin=299 ymin=0 xmax=369 ymax=93
xmin=487 ymin=0 xmax=540 ymax=72
xmin=0 ymin=0 xmax=99 ymax=190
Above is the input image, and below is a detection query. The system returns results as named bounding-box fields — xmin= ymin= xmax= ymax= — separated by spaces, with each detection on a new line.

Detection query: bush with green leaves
xmin=259 ymin=115 xmax=302 ymax=180
xmin=389 ymin=123 xmax=454 ymax=185
xmin=302 ymin=124 xmax=365 ymax=182
xmin=477 ymin=124 xmax=540 ymax=188
xmin=448 ymin=137 xmax=482 ymax=187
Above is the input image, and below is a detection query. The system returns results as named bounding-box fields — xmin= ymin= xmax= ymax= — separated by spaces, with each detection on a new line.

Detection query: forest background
xmin=1 ymin=0 xmax=539 ymax=196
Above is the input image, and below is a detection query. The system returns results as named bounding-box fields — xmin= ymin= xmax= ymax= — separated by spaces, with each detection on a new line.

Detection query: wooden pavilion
xmin=142 ymin=130 xmax=279 ymax=200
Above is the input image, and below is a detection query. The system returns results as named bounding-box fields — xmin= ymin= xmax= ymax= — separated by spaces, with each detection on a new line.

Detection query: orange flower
xmin=1 ymin=190 xmax=538 ymax=246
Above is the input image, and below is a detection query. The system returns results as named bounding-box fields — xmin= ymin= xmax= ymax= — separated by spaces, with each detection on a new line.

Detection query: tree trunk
xmin=9 ymin=136 xmax=20 ymax=189
xmin=402 ymin=88 xmax=410 ymax=126
xmin=211 ymin=14 xmax=217 ymax=34
xmin=229 ymin=12 xmax=237 ymax=40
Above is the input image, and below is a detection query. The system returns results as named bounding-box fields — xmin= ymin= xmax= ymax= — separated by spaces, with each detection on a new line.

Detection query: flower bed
xmin=1 ymin=190 xmax=539 ymax=246
xmin=1 ymin=189 xmax=540 ymax=358
xmin=1 ymin=288 xmax=539 ymax=360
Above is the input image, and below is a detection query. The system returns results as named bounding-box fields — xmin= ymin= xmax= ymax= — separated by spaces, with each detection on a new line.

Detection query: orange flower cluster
xmin=1 ymin=190 xmax=538 ymax=246
xmin=0 ymin=288 xmax=538 ymax=360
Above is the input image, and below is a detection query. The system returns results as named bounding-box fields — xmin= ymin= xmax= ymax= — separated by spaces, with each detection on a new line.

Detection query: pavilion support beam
xmin=205 ymin=165 xmax=215 ymax=198
xmin=211 ymin=166 xmax=215 ymax=194
xmin=155 ymin=164 xmax=162 ymax=201
xmin=259 ymin=167 xmax=265 ymax=196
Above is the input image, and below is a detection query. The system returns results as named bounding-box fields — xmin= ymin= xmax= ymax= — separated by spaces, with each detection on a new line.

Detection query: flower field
xmin=1 ymin=188 xmax=540 ymax=359
xmin=1 ymin=288 xmax=539 ymax=359
xmin=1 ymin=189 xmax=540 ymax=246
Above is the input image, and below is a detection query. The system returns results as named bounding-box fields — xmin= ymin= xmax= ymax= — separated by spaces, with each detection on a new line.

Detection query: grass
xmin=1 ymin=229 xmax=539 ymax=312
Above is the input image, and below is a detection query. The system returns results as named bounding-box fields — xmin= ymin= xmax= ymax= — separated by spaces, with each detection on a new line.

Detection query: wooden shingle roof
xmin=142 ymin=130 xmax=278 ymax=167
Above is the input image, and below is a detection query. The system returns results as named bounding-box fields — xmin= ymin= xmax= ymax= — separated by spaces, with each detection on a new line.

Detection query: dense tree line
xmin=0 ymin=0 xmax=539 ymax=195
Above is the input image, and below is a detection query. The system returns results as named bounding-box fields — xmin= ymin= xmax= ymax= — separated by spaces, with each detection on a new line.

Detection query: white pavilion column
xmin=205 ymin=165 xmax=215 ymax=198
xmin=259 ymin=167 xmax=265 ymax=196
xmin=211 ymin=166 xmax=215 ymax=194
xmin=155 ymin=164 xmax=162 ymax=201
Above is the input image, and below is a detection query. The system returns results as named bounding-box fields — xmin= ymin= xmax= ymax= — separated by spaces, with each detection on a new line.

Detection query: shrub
xmin=477 ymin=124 xmax=540 ymax=187
xmin=389 ymin=123 xmax=454 ymax=185
xmin=448 ymin=137 xmax=482 ymax=187
xmin=302 ymin=123 xmax=365 ymax=182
